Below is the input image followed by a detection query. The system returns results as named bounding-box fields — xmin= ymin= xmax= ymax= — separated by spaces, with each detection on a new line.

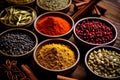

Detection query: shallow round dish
xmin=34 ymin=12 xmax=74 ymax=40
xmin=85 ymin=45 xmax=120 ymax=80
xmin=6 ymin=0 xmax=35 ymax=6
xmin=33 ymin=38 xmax=80 ymax=75
xmin=0 ymin=28 xmax=38 ymax=59
xmin=73 ymin=17 xmax=118 ymax=48
xmin=0 ymin=5 xmax=37 ymax=29
xmin=36 ymin=0 xmax=72 ymax=12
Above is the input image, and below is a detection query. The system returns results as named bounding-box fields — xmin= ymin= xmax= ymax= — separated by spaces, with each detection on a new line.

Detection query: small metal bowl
xmin=0 ymin=28 xmax=38 ymax=59
xmin=36 ymin=0 xmax=72 ymax=12
xmin=34 ymin=12 xmax=74 ymax=40
xmin=33 ymin=38 xmax=80 ymax=75
xmin=85 ymin=45 xmax=120 ymax=80
xmin=73 ymin=17 xmax=118 ymax=49
xmin=0 ymin=5 xmax=37 ymax=30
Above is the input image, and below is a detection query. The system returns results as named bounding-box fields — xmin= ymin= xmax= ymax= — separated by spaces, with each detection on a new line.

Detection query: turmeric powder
xmin=36 ymin=43 xmax=76 ymax=70
xmin=36 ymin=16 xmax=71 ymax=36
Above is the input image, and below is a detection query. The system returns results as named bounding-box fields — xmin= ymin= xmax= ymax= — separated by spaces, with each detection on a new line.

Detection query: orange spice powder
xmin=36 ymin=16 xmax=71 ymax=36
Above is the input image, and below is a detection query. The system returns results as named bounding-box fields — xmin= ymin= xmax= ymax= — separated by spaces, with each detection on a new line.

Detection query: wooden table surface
xmin=0 ymin=0 xmax=120 ymax=80
xmin=69 ymin=0 xmax=120 ymax=80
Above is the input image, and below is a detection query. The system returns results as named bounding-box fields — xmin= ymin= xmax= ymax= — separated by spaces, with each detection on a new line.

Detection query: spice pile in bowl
xmin=6 ymin=0 xmax=35 ymax=5
xmin=36 ymin=0 xmax=71 ymax=12
xmin=0 ymin=5 xmax=37 ymax=29
xmin=33 ymin=38 xmax=80 ymax=75
xmin=34 ymin=12 xmax=74 ymax=39
xmin=85 ymin=46 xmax=120 ymax=80
xmin=73 ymin=17 xmax=117 ymax=48
xmin=36 ymin=43 xmax=76 ymax=70
xmin=0 ymin=28 xmax=38 ymax=58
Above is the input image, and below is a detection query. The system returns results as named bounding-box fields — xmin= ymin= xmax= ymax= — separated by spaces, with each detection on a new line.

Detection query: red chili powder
xmin=36 ymin=16 xmax=71 ymax=36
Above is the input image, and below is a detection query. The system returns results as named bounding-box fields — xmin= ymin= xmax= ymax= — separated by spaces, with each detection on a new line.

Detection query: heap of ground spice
xmin=38 ymin=0 xmax=69 ymax=11
xmin=36 ymin=16 xmax=71 ymax=36
xmin=36 ymin=43 xmax=76 ymax=70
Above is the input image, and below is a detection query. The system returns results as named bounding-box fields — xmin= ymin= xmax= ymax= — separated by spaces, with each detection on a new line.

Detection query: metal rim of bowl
xmin=36 ymin=0 xmax=72 ymax=12
xmin=85 ymin=45 xmax=120 ymax=79
xmin=33 ymin=38 xmax=80 ymax=72
xmin=73 ymin=17 xmax=118 ymax=46
xmin=0 ymin=5 xmax=37 ymax=27
xmin=34 ymin=12 xmax=74 ymax=38
xmin=0 ymin=28 xmax=38 ymax=58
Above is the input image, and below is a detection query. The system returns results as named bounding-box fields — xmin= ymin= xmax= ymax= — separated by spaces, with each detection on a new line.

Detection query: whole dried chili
xmin=36 ymin=16 xmax=71 ymax=36
xmin=75 ymin=20 xmax=114 ymax=44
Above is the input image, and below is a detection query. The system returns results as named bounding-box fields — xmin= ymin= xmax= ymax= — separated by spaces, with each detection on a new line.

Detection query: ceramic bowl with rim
xmin=34 ymin=12 xmax=74 ymax=40
xmin=73 ymin=17 xmax=118 ymax=49
xmin=36 ymin=0 xmax=72 ymax=12
xmin=33 ymin=38 xmax=80 ymax=75
xmin=6 ymin=0 xmax=35 ymax=6
xmin=0 ymin=5 xmax=37 ymax=30
xmin=85 ymin=45 xmax=120 ymax=80
xmin=0 ymin=28 xmax=38 ymax=59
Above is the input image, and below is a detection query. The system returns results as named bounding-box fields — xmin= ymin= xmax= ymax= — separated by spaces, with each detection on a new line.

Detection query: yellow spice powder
xmin=36 ymin=43 xmax=76 ymax=70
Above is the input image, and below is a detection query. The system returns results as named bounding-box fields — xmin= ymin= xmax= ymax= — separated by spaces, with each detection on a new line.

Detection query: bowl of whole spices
xmin=34 ymin=12 xmax=74 ymax=40
xmin=85 ymin=45 xmax=120 ymax=80
xmin=73 ymin=17 xmax=118 ymax=48
xmin=6 ymin=0 xmax=35 ymax=6
xmin=0 ymin=5 xmax=37 ymax=30
xmin=36 ymin=0 xmax=72 ymax=12
xmin=0 ymin=28 xmax=38 ymax=59
xmin=33 ymin=38 xmax=80 ymax=75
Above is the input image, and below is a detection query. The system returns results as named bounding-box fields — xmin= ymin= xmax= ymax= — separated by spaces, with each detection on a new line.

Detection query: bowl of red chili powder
xmin=73 ymin=17 xmax=118 ymax=49
xmin=34 ymin=12 xmax=74 ymax=40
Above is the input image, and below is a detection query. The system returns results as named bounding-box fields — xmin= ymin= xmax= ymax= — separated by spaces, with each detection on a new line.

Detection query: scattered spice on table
xmin=36 ymin=43 xmax=76 ymax=70
xmin=75 ymin=20 xmax=114 ymax=44
xmin=38 ymin=0 xmax=70 ymax=11
xmin=88 ymin=48 xmax=120 ymax=78
xmin=0 ymin=6 xmax=35 ymax=26
xmin=36 ymin=16 xmax=71 ymax=36
xmin=0 ymin=59 xmax=30 ymax=80
xmin=0 ymin=31 xmax=35 ymax=55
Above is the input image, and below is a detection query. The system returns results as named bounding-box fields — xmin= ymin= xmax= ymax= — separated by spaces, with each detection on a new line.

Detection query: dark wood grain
xmin=72 ymin=0 xmax=101 ymax=22
xmin=0 ymin=0 xmax=120 ymax=80
xmin=69 ymin=0 xmax=120 ymax=80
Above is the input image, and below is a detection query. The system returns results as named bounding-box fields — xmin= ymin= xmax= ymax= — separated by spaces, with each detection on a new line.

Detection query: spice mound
xmin=0 ymin=31 xmax=35 ymax=55
xmin=36 ymin=43 xmax=76 ymax=70
xmin=75 ymin=20 xmax=114 ymax=44
xmin=88 ymin=48 xmax=120 ymax=78
xmin=38 ymin=0 xmax=69 ymax=11
xmin=36 ymin=16 xmax=71 ymax=36
xmin=6 ymin=0 xmax=33 ymax=4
